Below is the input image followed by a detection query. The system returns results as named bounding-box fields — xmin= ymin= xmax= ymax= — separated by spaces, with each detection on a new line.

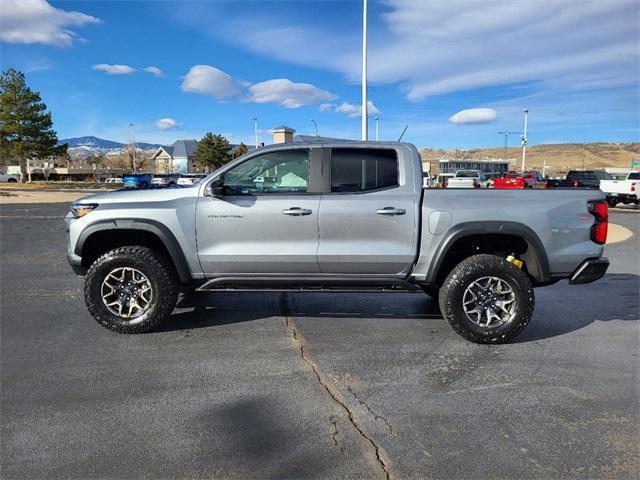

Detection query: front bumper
xmin=569 ymin=258 xmax=609 ymax=285
xmin=67 ymin=251 xmax=87 ymax=276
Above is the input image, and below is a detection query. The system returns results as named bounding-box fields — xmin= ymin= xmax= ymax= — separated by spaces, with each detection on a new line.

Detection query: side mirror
xmin=205 ymin=176 xmax=225 ymax=196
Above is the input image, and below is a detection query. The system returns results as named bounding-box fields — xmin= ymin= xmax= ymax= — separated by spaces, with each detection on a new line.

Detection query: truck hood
xmin=74 ymin=186 xmax=198 ymax=205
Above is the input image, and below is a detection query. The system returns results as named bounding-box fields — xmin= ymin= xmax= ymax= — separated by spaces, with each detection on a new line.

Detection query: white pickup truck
xmin=446 ymin=170 xmax=486 ymax=188
xmin=600 ymin=171 xmax=639 ymax=207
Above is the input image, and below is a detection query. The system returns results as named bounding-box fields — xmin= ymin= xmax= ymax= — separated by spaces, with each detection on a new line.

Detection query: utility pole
xmin=521 ymin=109 xmax=528 ymax=170
xmin=361 ymin=0 xmax=368 ymax=141
xmin=250 ymin=117 xmax=258 ymax=148
xmin=310 ymin=119 xmax=318 ymax=137
xmin=128 ymin=123 xmax=136 ymax=172
xmin=498 ymin=131 xmax=522 ymax=160
xmin=374 ymin=116 xmax=379 ymax=141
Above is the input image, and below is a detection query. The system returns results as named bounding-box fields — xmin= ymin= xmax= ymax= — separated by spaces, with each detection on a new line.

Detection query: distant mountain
xmin=58 ymin=136 xmax=165 ymax=159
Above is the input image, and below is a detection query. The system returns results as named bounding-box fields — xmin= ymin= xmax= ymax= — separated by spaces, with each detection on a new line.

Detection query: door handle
xmin=283 ymin=207 xmax=313 ymax=216
xmin=376 ymin=207 xmax=406 ymax=215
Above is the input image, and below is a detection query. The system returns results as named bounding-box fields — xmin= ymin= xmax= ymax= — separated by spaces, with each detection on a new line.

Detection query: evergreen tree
xmin=233 ymin=142 xmax=248 ymax=158
xmin=196 ymin=133 xmax=231 ymax=170
xmin=0 ymin=69 xmax=66 ymax=179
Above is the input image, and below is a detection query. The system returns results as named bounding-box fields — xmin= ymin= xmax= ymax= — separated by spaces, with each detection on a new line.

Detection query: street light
xmin=521 ymin=109 xmax=529 ymax=170
xmin=361 ymin=0 xmax=368 ymax=141
xmin=128 ymin=122 xmax=136 ymax=172
xmin=250 ymin=117 xmax=258 ymax=148
xmin=498 ymin=131 xmax=522 ymax=161
xmin=310 ymin=119 xmax=318 ymax=137
xmin=374 ymin=116 xmax=379 ymax=141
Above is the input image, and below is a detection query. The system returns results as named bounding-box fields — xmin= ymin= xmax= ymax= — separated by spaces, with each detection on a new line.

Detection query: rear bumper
xmin=569 ymin=258 xmax=609 ymax=285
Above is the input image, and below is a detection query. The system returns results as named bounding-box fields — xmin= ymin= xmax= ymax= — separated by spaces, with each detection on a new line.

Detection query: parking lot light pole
xmin=361 ymin=0 xmax=368 ymax=141
xmin=374 ymin=116 xmax=379 ymax=141
xmin=498 ymin=131 xmax=522 ymax=161
xmin=310 ymin=119 xmax=318 ymax=137
xmin=128 ymin=123 xmax=136 ymax=172
xmin=250 ymin=117 xmax=258 ymax=148
xmin=521 ymin=109 xmax=528 ymax=170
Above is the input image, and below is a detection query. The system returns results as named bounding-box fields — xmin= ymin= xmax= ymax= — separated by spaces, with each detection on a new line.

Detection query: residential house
xmin=152 ymin=139 xmax=255 ymax=174
xmin=152 ymin=139 xmax=198 ymax=174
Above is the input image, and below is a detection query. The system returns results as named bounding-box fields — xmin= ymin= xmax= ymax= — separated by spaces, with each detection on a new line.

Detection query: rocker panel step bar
xmin=195 ymin=276 xmax=422 ymax=293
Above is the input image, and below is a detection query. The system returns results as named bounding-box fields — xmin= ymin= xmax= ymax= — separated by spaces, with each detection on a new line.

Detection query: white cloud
xmin=247 ymin=79 xmax=336 ymax=108
xmin=155 ymin=118 xmax=180 ymax=130
xmin=143 ymin=66 xmax=164 ymax=78
xmin=181 ymin=65 xmax=244 ymax=99
xmin=319 ymin=103 xmax=335 ymax=112
xmin=181 ymin=65 xmax=336 ymax=109
xmin=449 ymin=108 xmax=498 ymax=125
xmin=206 ymin=0 xmax=638 ymax=103
xmin=334 ymin=101 xmax=381 ymax=118
xmin=92 ymin=64 xmax=136 ymax=75
xmin=0 ymin=0 xmax=99 ymax=47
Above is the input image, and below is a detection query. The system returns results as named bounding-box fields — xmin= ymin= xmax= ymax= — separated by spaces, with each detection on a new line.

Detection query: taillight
xmin=631 ymin=182 xmax=636 ymax=193
xmin=572 ymin=179 xmax=579 ymax=188
xmin=588 ymin=200 xmax=608 ymax=244
xmin=472 ymin=179 xmax=477 ymax=187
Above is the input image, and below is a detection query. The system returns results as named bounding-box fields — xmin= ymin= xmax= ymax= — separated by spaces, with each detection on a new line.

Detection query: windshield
xmin=593 ymin=171 xmax=612 ymax=180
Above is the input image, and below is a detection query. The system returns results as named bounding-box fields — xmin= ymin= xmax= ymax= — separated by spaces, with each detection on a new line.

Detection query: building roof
xmin=272 ymin=125 xmax=296 ymax=132
xmin=172 ymin=139 xmax=198 ymax=158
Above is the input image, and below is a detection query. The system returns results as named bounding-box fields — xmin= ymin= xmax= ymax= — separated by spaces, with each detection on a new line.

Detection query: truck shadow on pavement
xmin=160 ymin=274 xmax=639 ymax=343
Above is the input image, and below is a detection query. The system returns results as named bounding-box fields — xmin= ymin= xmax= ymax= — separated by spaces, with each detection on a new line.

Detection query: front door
xmin=196 ymin=148 xmax=322 ymax=275
xmin=317 ymin=146 xmax=419 ymax=275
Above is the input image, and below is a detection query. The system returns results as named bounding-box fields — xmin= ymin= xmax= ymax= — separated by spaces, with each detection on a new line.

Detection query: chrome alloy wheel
xmin=101 ymin=267 xmax=153 ymax=320
xmin=462 ymin=276 xmax=516 ymax=328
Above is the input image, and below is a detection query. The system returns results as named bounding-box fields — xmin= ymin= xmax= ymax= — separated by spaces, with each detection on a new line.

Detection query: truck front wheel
xmin=84 ymin=246 xmax=179 ymax=333
xmin=439 ymin=254 xmax=535 ymax=344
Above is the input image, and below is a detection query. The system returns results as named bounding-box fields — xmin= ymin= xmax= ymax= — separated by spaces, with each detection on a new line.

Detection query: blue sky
xmin=1 ymin=0 xmax=638 ymax=148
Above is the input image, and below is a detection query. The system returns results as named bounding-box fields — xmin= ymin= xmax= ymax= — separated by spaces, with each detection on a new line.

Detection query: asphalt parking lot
xmin=1 ymin=203 xmax=638 ymax=479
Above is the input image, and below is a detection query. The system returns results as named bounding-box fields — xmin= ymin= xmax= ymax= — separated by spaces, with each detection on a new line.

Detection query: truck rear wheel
xmin=607 ymin=198 xmax=618 ymax=208
xmin=439 ymin=254 xmax=534 ymax=344
xmin=84 ymin=246 xmax=179 ymax=334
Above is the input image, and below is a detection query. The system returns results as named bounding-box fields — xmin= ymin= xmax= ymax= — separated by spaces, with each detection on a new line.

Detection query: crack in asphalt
xmin=347 ymin=386 xmax=395 ymax=437
xmin=330 ymin=416 xmax=344 ymax=454
xmin=280 ymin=293 xmax=391 ymax=480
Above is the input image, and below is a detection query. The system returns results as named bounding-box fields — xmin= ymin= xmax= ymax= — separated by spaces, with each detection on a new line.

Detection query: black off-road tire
xmin=419 ymin=284 xmax=440 ymax=299
xmin=84 ymin=246 xmax=179 ymax=333
xmin=439 ymin=254 xmax=535 ymax=344
xmin=607 ymin=197 xmax=618 ymax=208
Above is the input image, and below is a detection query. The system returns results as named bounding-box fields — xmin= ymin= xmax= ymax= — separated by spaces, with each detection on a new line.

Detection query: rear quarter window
xmin=330 ymin=148 xmax=398 ymax=193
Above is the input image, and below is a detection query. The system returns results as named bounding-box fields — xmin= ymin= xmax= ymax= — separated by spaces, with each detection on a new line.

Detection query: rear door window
xmin=330 ymin=148 xmax=398 ymax=193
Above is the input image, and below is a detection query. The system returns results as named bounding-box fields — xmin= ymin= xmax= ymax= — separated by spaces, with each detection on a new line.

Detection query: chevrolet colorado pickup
xmin=67 ymin=141 xmax=610 ymax=343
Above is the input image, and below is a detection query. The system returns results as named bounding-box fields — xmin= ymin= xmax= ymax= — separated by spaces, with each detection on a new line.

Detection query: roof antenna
xmin=397 ymin=125 xmax=408 ymax=142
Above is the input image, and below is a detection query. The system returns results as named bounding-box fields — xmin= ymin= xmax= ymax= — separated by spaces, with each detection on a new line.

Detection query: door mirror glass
xmin=205 ymin=176 xmax=225 ymax=196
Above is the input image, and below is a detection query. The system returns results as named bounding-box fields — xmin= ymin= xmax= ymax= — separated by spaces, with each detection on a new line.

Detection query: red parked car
xmin=494 ymin=170 xmax=548 ymax=189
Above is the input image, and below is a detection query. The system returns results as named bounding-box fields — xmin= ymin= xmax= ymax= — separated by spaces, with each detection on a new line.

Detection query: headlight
xmin=70 ymin=203 xmax=98 ymax=219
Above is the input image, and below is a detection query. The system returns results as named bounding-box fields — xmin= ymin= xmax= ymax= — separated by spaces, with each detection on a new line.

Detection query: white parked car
xmin=600 ymin=171 xmax=639 ymax=207
xmin=151 ymin=174 xmax=180 ymax=187
xmin=446 ymin=170 xmax=487 ymax=188
xmin=0 ymin=170 xmax=19 ymax=183
xmin=177 ymin=174 xmax=206 ymax=186
xmin=104 ymin=178 xmax=123 ymax=184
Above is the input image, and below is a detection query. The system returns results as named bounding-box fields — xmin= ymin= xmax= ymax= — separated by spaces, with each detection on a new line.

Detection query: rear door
xmin=196 ymin=147 xmax=322 ymax=274
xmin=317 ymin=146 xmax=419 ymax=275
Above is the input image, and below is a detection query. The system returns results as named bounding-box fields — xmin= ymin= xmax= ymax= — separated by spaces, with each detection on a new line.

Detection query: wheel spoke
xmin=101 ymin=267 xmax=153 ymax=321
xmin=462 ymin=276 xmax=517 ymax=329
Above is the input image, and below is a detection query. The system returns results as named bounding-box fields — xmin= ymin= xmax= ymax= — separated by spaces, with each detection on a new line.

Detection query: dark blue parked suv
xmin=123 ymin=173 xmax=153 ymax=188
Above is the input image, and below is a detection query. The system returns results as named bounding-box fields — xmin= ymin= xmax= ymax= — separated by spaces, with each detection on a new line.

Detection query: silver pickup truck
xmin=66 ymin=141 xmax=609 ymax=343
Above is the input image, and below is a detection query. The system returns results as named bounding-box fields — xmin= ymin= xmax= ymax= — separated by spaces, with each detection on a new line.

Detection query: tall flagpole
xmin=361 ymin=0 xmax=368 ymax=141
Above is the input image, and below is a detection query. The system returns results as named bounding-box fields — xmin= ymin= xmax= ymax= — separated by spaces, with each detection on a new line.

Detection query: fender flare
xmin=76 ymin=219 xmax=192 ymax=284
xmin=425 ymin=221 xmax=551 ymax=284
